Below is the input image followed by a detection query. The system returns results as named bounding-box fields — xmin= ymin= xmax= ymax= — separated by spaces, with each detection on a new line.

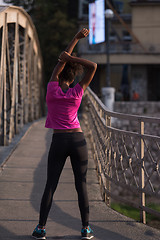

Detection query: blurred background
xmin=1 ymin=0 xmax=160 ymax=103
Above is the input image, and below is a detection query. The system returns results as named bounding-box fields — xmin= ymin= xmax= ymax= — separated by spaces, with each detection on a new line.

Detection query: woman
xmin=32 ymin=28 xmax=97 ymax=240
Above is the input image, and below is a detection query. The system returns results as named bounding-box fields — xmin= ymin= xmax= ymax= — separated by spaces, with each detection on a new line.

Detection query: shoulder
xmin=46 ymin=81 xmax=59 ymax=94
xmin=47 ymin=81 xmax=59 ymax=88
xmin=71 ymin=83 xmax=84 ymax=98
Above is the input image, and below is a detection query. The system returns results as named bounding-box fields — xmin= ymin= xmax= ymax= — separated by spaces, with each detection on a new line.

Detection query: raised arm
xmin=50 ymin=28 xmax=89 ymax=82
xmin=59 ymin=51 xmax=97 ymax=91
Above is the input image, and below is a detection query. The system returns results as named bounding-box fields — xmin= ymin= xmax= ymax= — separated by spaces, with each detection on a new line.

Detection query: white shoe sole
xmin=32 ymin=235 xmax=46 ymax=239
xmin=81 ymin=236 xmax=94 ymax=240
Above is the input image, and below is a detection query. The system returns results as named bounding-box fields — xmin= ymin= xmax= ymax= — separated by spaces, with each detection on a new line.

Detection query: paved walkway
xmin=0 ymin=118 xmax=160 ymax=240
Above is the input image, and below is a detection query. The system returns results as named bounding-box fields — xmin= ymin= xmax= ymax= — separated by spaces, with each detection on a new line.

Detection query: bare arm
xmin=59 ymin=51 xmax=97 ymax=91
xmin=50 ymin=28 xmax=89 ymax=82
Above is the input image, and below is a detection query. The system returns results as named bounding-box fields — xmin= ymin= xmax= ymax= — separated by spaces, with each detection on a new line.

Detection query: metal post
xmin=15 ymin=14 xmax=19 ymax=134
xmin=102 ymin=9 xmax=115 ymax=111
xmin=27 ymin=39 xmax=33 ymax=122
xmin=9 ymin=13 xmax=19 ymax=142
xmin=3 ymin=23 xmax=7 ymax=146
xmin=0 ymin=13 xmax=7 ymax=145
xmin=106 ymin=18 xmax=110 ymax=87
xmin=139 ymin=120 xmax=146 ymax=224
xmin=105 ymin=115 xmax=111 ymax=206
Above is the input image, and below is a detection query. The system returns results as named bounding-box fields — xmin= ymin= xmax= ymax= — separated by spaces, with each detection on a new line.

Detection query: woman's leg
xmin=39 ymin=134 xmax=68 ymax=226
xmin=70 ymin=133 xmax=89 ymax=227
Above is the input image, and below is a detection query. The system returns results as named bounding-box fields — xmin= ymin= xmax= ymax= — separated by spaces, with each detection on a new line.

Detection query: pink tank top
xmin=45 ymin=81 xmax=84 ymax=129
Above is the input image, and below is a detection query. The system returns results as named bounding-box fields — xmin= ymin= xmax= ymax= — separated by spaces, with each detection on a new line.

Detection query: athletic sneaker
xmin=81 ymin=226 xmax=94 ymax=239
xmin=32 ymin=225 xmax=46 ymax=239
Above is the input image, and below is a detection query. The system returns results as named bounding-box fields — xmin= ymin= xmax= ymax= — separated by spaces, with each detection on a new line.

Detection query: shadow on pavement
xmin=30 ymin=129 xmax=133 ymax=240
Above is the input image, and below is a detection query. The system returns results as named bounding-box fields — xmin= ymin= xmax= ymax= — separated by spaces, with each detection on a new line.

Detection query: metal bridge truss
xmin=83 ymin=87 xmax=160 ymax=224
xmin=0 ymin=6 xmax=43 ymax=146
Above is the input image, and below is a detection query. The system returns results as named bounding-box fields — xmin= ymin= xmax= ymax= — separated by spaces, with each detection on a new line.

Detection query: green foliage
xmin=4 ymin=0 xmax=78 ymax=86
xmin=147 ymin=203 xmax=160 ymax=220
xmin=33 ymin=0 xmax=78 ymax=86
xmin=111 ymin=202 xmax=140 ymax=221
xmin=111 ymin=202 xmax=160 ymax=229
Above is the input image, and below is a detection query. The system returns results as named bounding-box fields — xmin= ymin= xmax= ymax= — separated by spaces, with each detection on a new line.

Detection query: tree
xmin=4 ymin=0 xmax=34 ymax=12
xmin=4 ymin=0 xmax=78 ymax=86
xmin=33 ymin=0 xmax=78 ymax=85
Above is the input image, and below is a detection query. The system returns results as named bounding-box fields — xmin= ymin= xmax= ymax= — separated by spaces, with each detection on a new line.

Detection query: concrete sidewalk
xmin=0 ymin=118 xmax=160 ymax=240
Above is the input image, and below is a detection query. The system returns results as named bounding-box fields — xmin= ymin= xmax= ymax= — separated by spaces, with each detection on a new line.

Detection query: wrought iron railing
xmin=83 ymin=87 xmax=160 ymax=224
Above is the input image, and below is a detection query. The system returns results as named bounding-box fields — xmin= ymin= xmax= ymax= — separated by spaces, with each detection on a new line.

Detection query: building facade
xmin=78 ymin=0 xmax=160 ymax=101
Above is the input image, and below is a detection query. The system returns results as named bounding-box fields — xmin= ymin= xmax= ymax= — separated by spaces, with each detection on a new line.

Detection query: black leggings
xmin=39 ymin=132 xmax=89 ymax=227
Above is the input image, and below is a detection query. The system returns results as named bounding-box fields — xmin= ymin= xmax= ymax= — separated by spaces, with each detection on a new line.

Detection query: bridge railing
xmin=0 ymin=6 xmax=44 ymax=146
xmin=83 ymin=87 xmax=160 ymax=224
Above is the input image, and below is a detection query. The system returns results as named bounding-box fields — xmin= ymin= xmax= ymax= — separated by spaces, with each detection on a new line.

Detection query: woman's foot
xmin=81 ymin=226 xmax=94 ymax=239
xmin=32 ymin=225 xmax=46 ymax=239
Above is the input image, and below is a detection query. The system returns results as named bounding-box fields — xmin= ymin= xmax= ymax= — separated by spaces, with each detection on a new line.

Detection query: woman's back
xmin=45 ymin=82 xmax=84 ymax=130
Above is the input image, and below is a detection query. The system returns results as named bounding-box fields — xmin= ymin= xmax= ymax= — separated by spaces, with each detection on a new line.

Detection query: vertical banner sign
xmin=89 ymin=0 xmax=105 ymax=45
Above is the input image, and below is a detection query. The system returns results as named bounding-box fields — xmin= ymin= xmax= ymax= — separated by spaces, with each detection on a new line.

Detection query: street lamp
xmin=101 ymin=8 xmax=115 ymax=111
xmin=105 ymin=9 xmax=114 ymax=87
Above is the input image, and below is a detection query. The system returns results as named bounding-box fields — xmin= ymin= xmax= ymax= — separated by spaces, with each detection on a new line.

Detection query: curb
xmin=0 ymin=117 xmax=46 ymax=171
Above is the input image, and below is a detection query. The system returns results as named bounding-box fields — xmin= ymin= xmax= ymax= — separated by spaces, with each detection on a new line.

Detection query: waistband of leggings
xmin=53 ymin=132 xmax=84 ymax=136
xmin=53 ymin=132 xmax=84 ymax=137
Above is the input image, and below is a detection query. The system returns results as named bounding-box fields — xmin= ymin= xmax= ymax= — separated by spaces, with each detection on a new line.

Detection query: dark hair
xmin=59 ymin=53 xmax=84 ymax=84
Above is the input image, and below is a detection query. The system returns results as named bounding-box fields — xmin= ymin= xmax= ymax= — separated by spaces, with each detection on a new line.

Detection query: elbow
xmin=90 ymin=63 xmax=97 ymax=71
xmin=94 ymin=63 xmax=97 ymax=70
xmin=92 ymin=63 xmax=97 ymax=72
